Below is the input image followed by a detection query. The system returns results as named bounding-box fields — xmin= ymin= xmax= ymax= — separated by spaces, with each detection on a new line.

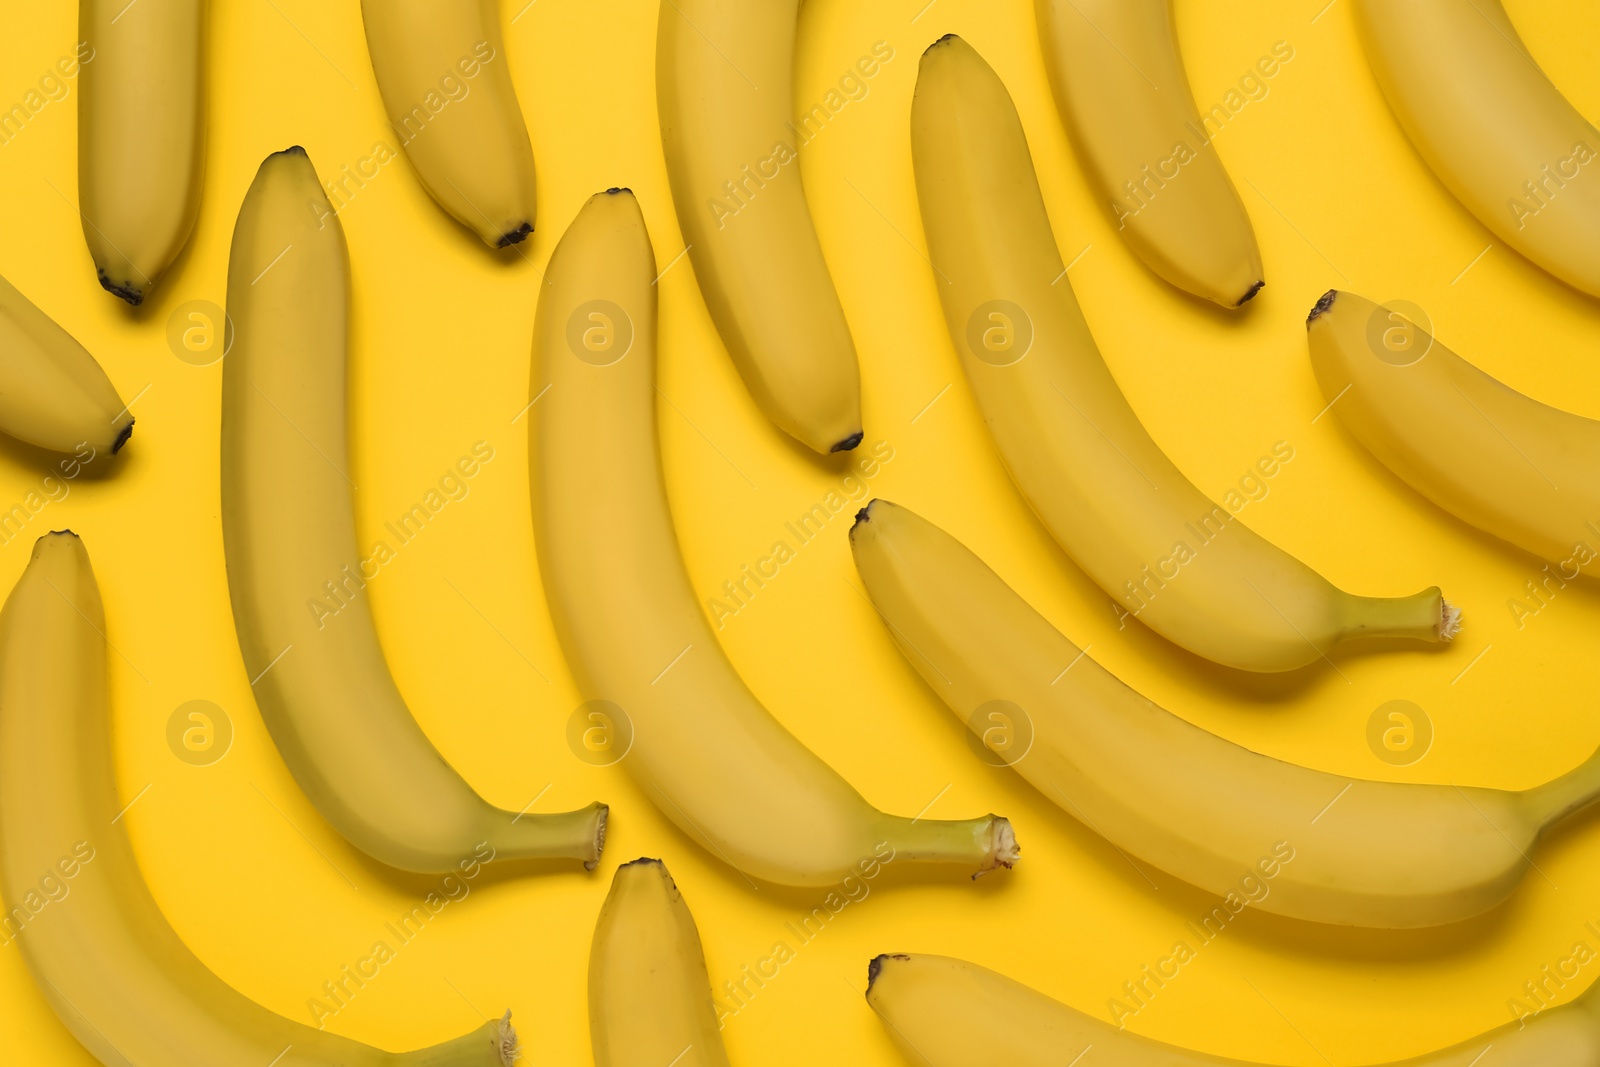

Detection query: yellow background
xmin=3 ymin=0 xmax=1600 ymax=1062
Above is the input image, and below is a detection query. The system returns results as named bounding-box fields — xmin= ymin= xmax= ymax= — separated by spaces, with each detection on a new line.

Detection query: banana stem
xmin=393 ymin=1014 xmax=518 ymax=1065
xmin=482 ymin=802 xmax=608 ymax=869
xmin=872 ymin=814 xmax=1018 ymax=876
xmin=1340 ymin=588 xmax=1457 ymax=643
xmin=1525 ymin=748 xmax=1600 ymax=831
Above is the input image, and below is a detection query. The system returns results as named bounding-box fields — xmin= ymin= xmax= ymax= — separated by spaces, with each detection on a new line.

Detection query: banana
xmin=0 ymin=273 xmax=132 ymax=454
xmin=79 ymin=0 xmax=206 ymax=305
xmin=531 ymin=189 xmax=1017 ymax=888
xmin=911 ymin=36 xmax=1456 ymax=674
xmin=0 ymin=532 xmax=521 ymax=1065
xmin=865 ymin=953 xmax=1600 ymax=1066
xmin=657 ymin=0 xmax=863 ymax=453
xmin=1308 ymin=289 xmax=1600 ymax=571
xmin=1034 ymin=0 xmax=1264 ymax=307
xmin=222 ymin=147 xmax=605 ymax=874
xmin=361 ymin=0 xmax=537 ymax=247
xmin=1354 ymin=0 xmax=1600 ymax=298
xmin=589 ymin=858 xmax=731 ymax=1067
xmin=851 ymin=499 xmax=1600 ymax=928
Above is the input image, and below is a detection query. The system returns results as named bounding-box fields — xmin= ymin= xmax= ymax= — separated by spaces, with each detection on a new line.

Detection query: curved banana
xmin=0 ymin=532 xmax=521 ymax=1066
xmin=657 ymin=0 xmax=863 ymax=453
xmin=531 ymin=189 xmax=1016 ymax=888
xmin=79 ymin=0 xmax=206 ymax=305
xmin=911 ymin=36 xmax=1456 ymax=673
xmin=866 ymin=953 xmax=1600 ymax=1066
xmin=1034 ymin=1 xmax=1263 ymax=307
xmin=1308 ymin=290 xmax=1600 ymax=570
xmin=851 ymin=499 xmax=1600 ymax=928
xmin=0 ymin=274 xmax=132 ymax=454
xmin=222 ymin=147 xmax=605 ymax=874
xmin=1354 ymin=0 xmax=1600 ymax=298
xmin=361 ymin=0 xmax=537 ymax=247
xmin=589 ymin=858 xmax=731 ymax=1067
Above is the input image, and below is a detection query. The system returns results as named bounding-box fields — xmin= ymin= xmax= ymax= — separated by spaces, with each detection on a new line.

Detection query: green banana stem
xmin=1340 ymin=588 xmax=1458 ymax=643
xmin=482 ymin=802 xmax=608 ymax=869
xmin=1526 ymin=747 xmax=1600 ymax=830
xmin=871 ymin=814 xmax=1018 ymax=875
xmin=394 ymin=1014 xmax=517 ymax=1065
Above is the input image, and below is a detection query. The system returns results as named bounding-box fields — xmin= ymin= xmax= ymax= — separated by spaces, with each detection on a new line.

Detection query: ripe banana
xmin=222 ymin=147 xmax=605 ymax=874
xmin=361 ymin=0 xmax=537 ymax=247
xmin=0 ymin=532 xmax=521 ymax=1065
xmin=1308 ymin=290 xmax=1600 ymax=570
xmin=1034 ymin=0 xmax=1263 ymax=307
xmin=531 ymin=189 xmax=1016 ymax=888
xmin=589 ymin=858 xmax=731 ymax=1067
xmin=79 ymin=0 xmax=206 ymax=305
xmin=911 ymin=36 xmax=1456 ymax=674
xmin=0 ymin=273 xmax=132 ymax=454
xmin=851 ymin=499 xmax=1600 ymax=928
xmin=1354 ymin=0 xmax=1600 ymax=298
xmin=866 ymin=953 xmax=1600 ymax=1066
xmin=657 ymin=0 xmax=863 ymax=453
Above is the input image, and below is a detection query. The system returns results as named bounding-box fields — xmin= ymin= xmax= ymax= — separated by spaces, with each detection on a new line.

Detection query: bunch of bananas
xmin=3 ymin=0 xmax=1600 ymax=1064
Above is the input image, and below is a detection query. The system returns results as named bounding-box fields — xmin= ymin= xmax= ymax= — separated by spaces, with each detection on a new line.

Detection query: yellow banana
xmin=657 ymin=0 xmax=863 ymax=453
xmin=1034 ymin=1 xmax=1264 ymax=307
xmin=866 ymin=953 xmax=1600 ymax=1066
xmin=0 ymin=273 xmax=132 ymax=454
xmin=361 ymin=0 xmax=537 ymax=247
xmin=589 ymin=858 xmax=731 ymax=1067
xmin=0 ymin=532 xmax=521 ymax=1065
xmin=851 ymin=499 xmax=1600 ymax=928
xmin=222 ymin=147 xmax=605 ymax=874
xmin=1354 ymin=0 xmax=1600 ymax=298
xmin=911 ymin=35 xmax=1456 ymax=673
xmin=1308 ymin=290 xmax=1600 ymax=570
xmin=531 ymin=189 xmax=1016 ymax=888
xmin=78 ymin=0 xmax=206 ymax=305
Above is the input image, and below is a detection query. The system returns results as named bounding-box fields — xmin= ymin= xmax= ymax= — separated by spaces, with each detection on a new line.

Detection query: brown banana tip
xmin=96 ymin=271 xmax=142 ymax=306
xmin=494 ymin=1010 xmax=520 ymax=1067
xmin=973 ymin=816 xmax=1019 ymax=879
xmin=45 ymin=529 xmax=79 ymax=539
xmin=831 ymin=430 xmax=865 ymax=453
xmin=1307 ymin=289 xmax=1339 ymax=325
xmin=1236 ymin=280 xmax=1265 ymax=306
xmin=1441 ymin=599 xmax=1463 ymax=641
xmin=496 ymin=222 xmax=533 ymax=248
xmin=620 ymin=856 xmax=662 ymax=868
xmin=604 ymin=187 xmax=633 ymax=196
xmin=851 ymin=499 xmax=880 ymax=533
xmin=274 ymin=145 xmax=307 ymax=157
xmin=866 ymin=953 xmax=910 ymax=993
xmin=925 ymin=33 xmax=961 ymax=55
xmin=111 ymin=420 xmax=134 ymax=455
xmin=583 ymin=805 xmax=609 ymax=870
